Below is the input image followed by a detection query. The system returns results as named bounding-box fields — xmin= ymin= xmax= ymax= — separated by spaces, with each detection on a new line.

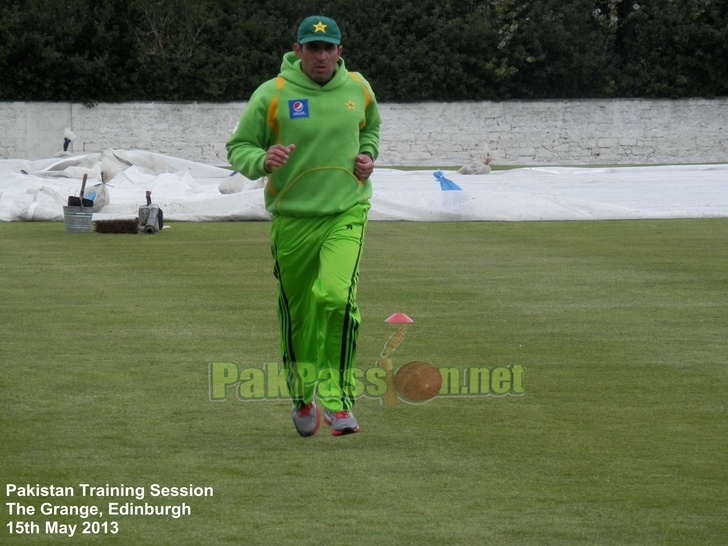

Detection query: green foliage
xmin=0 ymin=0 xmax=134 ymax=101
xmin=496 ymin=0 xmax=611 ymax=98
xmin=0 ymin=0 xmax=726 ymax=101
xmin=612 ymin=0 xmax=728 ymax=98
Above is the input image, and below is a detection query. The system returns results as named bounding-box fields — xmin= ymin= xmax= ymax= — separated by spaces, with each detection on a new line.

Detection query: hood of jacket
xmin=279 ymin=51 xmax=349 ymax=91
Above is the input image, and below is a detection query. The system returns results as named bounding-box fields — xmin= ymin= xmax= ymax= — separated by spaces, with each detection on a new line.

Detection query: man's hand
xmin=354 ymin=153 xmax=374 ymax=181
xmin=264 ymin=144 xmax=296 ymax=173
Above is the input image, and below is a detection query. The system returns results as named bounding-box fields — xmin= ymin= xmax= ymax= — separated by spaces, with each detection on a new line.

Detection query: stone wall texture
xmin=1 ymin=98 xmax=726 ymax=165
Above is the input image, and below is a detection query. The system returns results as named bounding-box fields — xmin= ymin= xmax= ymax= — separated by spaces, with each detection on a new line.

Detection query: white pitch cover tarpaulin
xmin=1 ymin=150 xmax=726 ymax=222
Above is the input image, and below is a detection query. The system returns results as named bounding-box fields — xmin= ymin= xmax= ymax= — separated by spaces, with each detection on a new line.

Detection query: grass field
xmin=1 ymin=219 xmax=727 ymax=545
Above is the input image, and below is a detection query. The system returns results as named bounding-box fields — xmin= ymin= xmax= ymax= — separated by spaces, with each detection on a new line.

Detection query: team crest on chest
xmin=288 ymin=99 xmax=310 ymax=119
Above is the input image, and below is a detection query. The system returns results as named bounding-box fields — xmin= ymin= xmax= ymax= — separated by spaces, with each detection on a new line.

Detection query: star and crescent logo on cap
xmin=313 ymin=21 xmax=327 ymax=33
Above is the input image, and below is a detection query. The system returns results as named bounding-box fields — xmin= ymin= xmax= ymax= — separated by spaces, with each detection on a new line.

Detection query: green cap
xmin=297 ymin=16 xmax=341 ymax=45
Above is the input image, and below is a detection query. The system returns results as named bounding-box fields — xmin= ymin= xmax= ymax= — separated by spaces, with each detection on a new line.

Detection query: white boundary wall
xmin=1 ymin=99 xmax=726 ymax=165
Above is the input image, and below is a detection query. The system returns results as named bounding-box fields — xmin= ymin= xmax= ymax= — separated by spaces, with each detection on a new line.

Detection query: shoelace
xmin=298 ymin=404 xmax=314 ymax=416
xmin=333 ymin=411 xmax=350 ymax=419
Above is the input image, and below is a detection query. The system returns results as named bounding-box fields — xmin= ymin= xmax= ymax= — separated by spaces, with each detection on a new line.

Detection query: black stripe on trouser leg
xmin=339 ymin=230 xmax=365 ymax=411
xmin=273 ymin=244 xmax=302 ymax=407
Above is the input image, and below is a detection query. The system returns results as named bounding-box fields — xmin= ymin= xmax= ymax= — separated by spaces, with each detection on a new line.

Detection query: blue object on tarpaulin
xmin=433 ymin=170 xmax=462 ymax=191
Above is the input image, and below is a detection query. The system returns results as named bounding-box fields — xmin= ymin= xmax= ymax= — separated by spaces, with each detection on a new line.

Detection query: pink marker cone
xmin=384 ymin=313 xmax=414 ymax=323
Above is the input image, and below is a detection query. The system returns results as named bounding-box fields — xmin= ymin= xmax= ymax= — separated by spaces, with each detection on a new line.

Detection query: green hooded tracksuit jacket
xmin=226 ymin=51 xmax=382 ymax=411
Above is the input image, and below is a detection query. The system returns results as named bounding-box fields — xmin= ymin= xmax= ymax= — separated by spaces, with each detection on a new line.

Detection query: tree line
xmin=1 ymin=0 xmax=726 ymax=103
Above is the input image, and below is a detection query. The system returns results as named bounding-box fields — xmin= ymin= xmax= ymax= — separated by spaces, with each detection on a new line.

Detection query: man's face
xmin=294 ymin=41 xmax=343 ymax=84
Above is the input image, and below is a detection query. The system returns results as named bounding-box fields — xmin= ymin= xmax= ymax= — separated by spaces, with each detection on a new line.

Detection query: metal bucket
xmin=63 ymin=206 xmax=93 ymax=233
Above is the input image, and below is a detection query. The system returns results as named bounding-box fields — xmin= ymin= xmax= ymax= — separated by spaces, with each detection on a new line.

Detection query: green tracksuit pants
xmin=270 ymin=203 xmax=368 ymax=412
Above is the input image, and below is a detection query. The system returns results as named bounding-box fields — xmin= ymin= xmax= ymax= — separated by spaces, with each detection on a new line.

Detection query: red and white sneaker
xmin=324 ymin=409 xmax=360 ymax=436
xmin=291 ymin=402 xmax=320 ymax=437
